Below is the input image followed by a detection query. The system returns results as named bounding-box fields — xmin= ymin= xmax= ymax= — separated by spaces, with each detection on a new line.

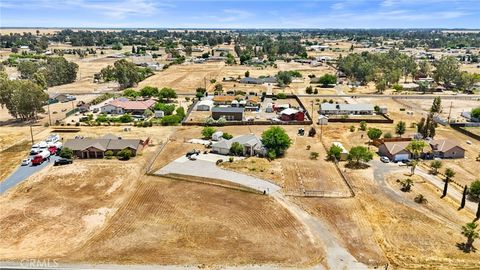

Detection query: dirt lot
xmin=67 ymin=175 xmax=322 ymax=266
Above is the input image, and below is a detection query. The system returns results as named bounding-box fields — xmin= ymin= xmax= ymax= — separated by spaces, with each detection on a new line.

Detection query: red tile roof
xmin=108 ymin=99 xmax=156 ymax=110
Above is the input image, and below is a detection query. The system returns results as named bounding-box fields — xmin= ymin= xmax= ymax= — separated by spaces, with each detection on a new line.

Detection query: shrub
xmin=359 ymin=121 xmax=367 ymax=131
xmin=202 ymin=127 xmax=216 ymax=139
xmin=470 ymin=180 xmax=480 ymax=199
xmin=349 ymin=125 xmax=355 ymax=132
xmin=229 ymin=157 xmax=234 ymax=163
xmin=276 ymin=93 xmax=287 ymax=99
xmin=216 ymin=159 xmax=223 ymax=165
xmin=230 ymin=142 xmax=244 ymax=156
xmin=117 ymin=149 xmax=133 ymax=160
xmin=105 ymin=150 xmax=114 ymax=159
xmin=222 ymin=132 xmax=233 ymax=139
xmin=414 ymin=194 xmax=427 ymax=204
xmin=59 ymin=147 xmax=73 ymax=159
xmin=384 ymin=132 xmax=393 ymax=138
xmin=310 ymin=152 xmax=319 ymax=160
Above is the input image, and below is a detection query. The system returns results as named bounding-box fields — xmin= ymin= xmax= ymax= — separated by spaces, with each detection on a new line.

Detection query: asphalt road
xmin=0 ymin=155 xmax=61 ymax=195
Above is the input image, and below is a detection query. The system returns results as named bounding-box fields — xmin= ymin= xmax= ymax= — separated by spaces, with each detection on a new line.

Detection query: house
xmin=240 ymin=76 xmax=277 ymax=85
xmin=211 ymin=134 xmax=266 ymax=156
xmin=279 ymin=108 xmax=305 ymax=121
xmin=50 ymin=93 xmax=75 ymax=103
xmin=429 ymin=139 xmax=465 ymax=159
xmin=196 ymin=99 xmax=214 ymax=111
xmin=211 ymin=107 xmax=244 ymax=121
xmin=100 ymin=99 xmax=156 ymax=115
xmin=64 ymin=135 xmax=143 ymax=159
xmin=213 ymin=95 xmax=236 ymax=105
xmin=332 ymin=142 xmax=349 ymax=161
xmin=378 ymin=141 xmax=411 ymax=161
xmin=319 ymin=103 xmax=374 ymax=115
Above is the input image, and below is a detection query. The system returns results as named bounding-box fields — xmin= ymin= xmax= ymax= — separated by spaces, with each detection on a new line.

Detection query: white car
xmin=21 ymin=158 xmax=32 ymax=166
xmin=380 ymin=156 xmax=390 ymax=163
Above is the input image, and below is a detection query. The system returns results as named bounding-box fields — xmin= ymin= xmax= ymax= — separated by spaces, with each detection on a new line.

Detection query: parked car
xmin=380 ymin=156 xmax=390 ymax=163
xmin=54 ymin=158 xmax=73 ymax=166
xmin=21 ymin=158 xmax=32 ymax=166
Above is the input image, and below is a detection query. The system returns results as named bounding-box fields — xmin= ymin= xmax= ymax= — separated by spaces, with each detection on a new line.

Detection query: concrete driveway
xmin=0 ymin=155 xmax=61 ymax=195
xmin=155 ymin=153 xmax=281 ymax=194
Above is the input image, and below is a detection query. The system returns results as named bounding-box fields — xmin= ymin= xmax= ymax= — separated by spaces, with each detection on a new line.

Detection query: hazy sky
xmin=1 ymin=0 xmax=479 ymax=29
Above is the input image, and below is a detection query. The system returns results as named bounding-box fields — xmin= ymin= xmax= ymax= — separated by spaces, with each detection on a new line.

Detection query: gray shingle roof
xmin=64 ymin=138 xmax=141 ymax=151
xmin=212 ymin=107 xmax=245 ymax=113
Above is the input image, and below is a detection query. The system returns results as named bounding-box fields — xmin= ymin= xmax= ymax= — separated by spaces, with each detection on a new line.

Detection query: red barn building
xmin=279 ymin=108 xmax=305 ymax=121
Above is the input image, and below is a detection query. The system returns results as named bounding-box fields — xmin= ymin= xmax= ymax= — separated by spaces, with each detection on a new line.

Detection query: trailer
xmin=32 ymin=150 xmax=51 ymax=165
xmin=48 ymin=142 xmax=63 ymax=155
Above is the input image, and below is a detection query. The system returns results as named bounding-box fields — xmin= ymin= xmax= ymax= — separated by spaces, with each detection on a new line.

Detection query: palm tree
xmin=445 ymin=168 xmax=456 ymax=182
xmin=461 ymin=222 xmax=479 ymax=252
xmin=407 ymin=140 xmax=427 ymax=159
xmin=409 ymin=160 xmax=419 ymax=175
xmin=401 ymin=178 xmax=414 ymax=192
xmin=430 ymin=160 xmax=442 ymax=175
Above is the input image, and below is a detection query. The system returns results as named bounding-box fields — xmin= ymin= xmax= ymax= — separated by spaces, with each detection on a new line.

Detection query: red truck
xmin=31 ymin=151 xmax=51 ymax=166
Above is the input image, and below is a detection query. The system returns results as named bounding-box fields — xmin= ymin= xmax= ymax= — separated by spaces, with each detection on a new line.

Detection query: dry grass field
xmin=67 ymin=175 xmax=323 ymax=267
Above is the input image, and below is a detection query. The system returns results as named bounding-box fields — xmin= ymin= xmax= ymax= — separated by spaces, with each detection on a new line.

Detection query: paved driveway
xmin=0 ymin=155 xmax=61 ymax=195
xmin=155 ymin=154 xmax=281 ymax=194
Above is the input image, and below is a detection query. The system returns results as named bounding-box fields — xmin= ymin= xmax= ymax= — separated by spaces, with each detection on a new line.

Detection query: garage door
xmin=394 ymin=154 xmax=410 ymax=161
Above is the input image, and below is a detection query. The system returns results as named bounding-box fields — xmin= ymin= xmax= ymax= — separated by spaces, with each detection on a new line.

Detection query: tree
xmin=276 ymin=71 xmax=292 ymax=86
xmin=461 ymin=222 xmax=479 ymax=253
xmin=417 ymin=113 xmax=436 ymax=138
xmin=445 ymin=168 xmax=456 ymax=182
xmin=18 ymin=61 xmax=39 ymax=79
xmin=400 ymin=178 xmax=414 ymax=192
xmin=434 ymin=56 xmax=460 ymax=86
xmin=305 ymin=86 xmax=313 ymax=94
xmin=261 ymin=126 xmax=292 ymax=159
xmin=123 ymin=89 xmax=140 ymax=98
xmin=431 ymin=97 xmax=442 ymax=113
xmin=154 ymin=103 xmax=175 ymax=115
xmin=105 ymin=150 xmax=114 ymax=159
xmin=202 ymin=127 xmax=216 ymax=139
xmin=158 ymin=87 xmax=177 ymax=102
xmin=359 ymin=121 xmax=367 ymax=131
xmin=117 ymin=149 xmax=133 ymax=160
xmin=395 ymin=121 xmax=406 ymax=136
xmin=430 ymin=160 xmax=442 ymax=175
xmin=139 ymin=86 xmax=159 ymax=97
xmin=327 ymin=144 xmax=343 ymax=161
xmin=60 ymin=147 xmax=73 ymax=159
xmin=375 ymin=78 xmax=387 ymax=93
xmin=310 ymin=152 xmax=319 ymax=160
xmin=418 ymin=60 xmax=432 ymax=78
xmin=245 ymin=70 xmax=250 ymax=77
xmin=214 ymin=84 xmax=223 ymax=92
xmin=471 ymin=107 xmax=480 ymax=119
xmin=318 ymin=74 xmax=337 ymax=86
xmin=118 ymin=114 xmax=132 ymax=123
xmin=407 ymin=140 xmax=427 ymax=159
xmin=347 ymin=146 xmax=373 ymax=166
xmin=230 ymin=142 xmax=244 ymax=156
xmin=367 ymin=128 xmax=382 ymax=141
xmin=0 ymin=79 xmax=48 ymax=120
xmin=414 ymin=194 xmax=428 ymax=204
xmin=469 ymin=180 xmax=480 ymax=199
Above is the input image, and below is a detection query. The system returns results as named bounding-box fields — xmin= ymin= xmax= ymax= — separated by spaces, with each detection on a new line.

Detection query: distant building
xmin=279 ymin=108 xmax=305 ymax=121
xmin=240 ymin=76 xmax=277 ymax=85
xmin=211 ymin=107 xmax=244 ymax=121
xmin=196 ymin=99 xmax=214 ymax=111
xmin=319 ymin=103 xmax=374 ymax=115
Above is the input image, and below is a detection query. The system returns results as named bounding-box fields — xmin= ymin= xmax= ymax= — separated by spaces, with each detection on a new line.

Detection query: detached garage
xmin=378 ymin=141 xmax=412 ymax=161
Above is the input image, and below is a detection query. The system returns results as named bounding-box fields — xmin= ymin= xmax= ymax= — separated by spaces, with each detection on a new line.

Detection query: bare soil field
xmin=67 ymin=175 xmax=323 ymax=267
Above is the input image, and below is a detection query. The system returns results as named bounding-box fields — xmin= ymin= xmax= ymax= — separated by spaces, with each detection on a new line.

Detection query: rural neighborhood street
xmin=155 ymin=154 xmax=281 ymax=194
xmin=0 ymin=156 xmax=60 ymax=194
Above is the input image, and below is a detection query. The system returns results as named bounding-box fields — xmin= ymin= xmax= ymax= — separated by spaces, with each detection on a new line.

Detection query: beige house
xmin=378 ymin=141 xmax=412 ymax=162
xmin=429 ymin=139 xmax=465 ymax=159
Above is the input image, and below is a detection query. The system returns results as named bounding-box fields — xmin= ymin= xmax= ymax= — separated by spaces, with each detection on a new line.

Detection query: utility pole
xmin=447 ymin=101 xmax=453 ymax=123
xmin=29 ymin=124 xmax=34 ymax=144
xmin=47 ymin=102 xmax=52 ymax=126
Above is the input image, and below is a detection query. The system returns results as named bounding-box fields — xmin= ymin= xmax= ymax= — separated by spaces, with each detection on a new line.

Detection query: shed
xmin=212 ymin=131 xmax=224 ymax=141
xmin=211 ymin=107 xmax=244 ymax=121
xmin=197 ymin=100 xmax=214 ymax=111
xmin=332 ymin=142 xmax=348 ymax=161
